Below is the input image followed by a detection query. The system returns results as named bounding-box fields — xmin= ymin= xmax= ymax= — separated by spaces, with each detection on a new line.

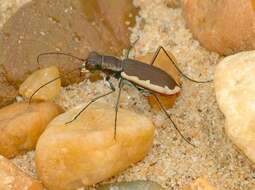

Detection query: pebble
xmin=19 ymin=66 xmax=61 ymax=101
xmin=215 ymin=50 xmax=255 ymax=163
xmin=0 ymin=155 xmax=43 ymax=190
xmin=182 ymin=0 xmax=255 ymax=55
xmin=35 ymin=103 xmax=155 ymax=190
xmin=0 ymin=102 xmax=63 ymax=158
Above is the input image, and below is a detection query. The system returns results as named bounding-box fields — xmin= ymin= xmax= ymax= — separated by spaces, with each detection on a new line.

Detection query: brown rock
xmin=0 ymin=102 xmax=63 ymax=158
xmin=36 ymin=103 xmax=155 ymax=190
xmin=135 ymin=51 xmax=180 ymax=111
xmin=0 ymin=155 xmax=43 ymax=190
xmin=0 ymin=66 xmax=18 ymax=108
xmin=0 ymin=0 xmax=138 ymax=108
xmin=182 ymin=0 xmax=255 ymax=55
xmin=94 ymin=0 xmax=137 ymax=48
xmin=0 ymin=0 xmax=138 ymax=86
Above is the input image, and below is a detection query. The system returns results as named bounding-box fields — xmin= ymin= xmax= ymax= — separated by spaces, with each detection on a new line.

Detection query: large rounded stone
xmin=215 ymin=51 xmax=255 ymax=163
xmin=36 ymin=103 xmax=155 ymax=190
xmin=0 ymin=102 xmax=63 ymax=158
xmin=182 ymin=0 xmax=255 ymax=55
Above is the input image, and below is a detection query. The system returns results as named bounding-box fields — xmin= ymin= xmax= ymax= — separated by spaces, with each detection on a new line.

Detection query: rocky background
xmin=0 ymin=0 xmax=255 ymax=190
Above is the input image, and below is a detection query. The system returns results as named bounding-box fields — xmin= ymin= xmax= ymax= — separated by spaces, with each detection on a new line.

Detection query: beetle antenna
xmin=29 ymin=66 xmax=85 ymax=103
xmin=152 ymin=93 xmax=196 ymax=148
xmin=37 ymin=52 xmax=85 ymax=68
xmin=150 ymin=46 xmax=213 ymax=84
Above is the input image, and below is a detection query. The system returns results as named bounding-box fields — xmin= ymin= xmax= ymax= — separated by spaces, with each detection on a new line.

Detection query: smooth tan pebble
xmin=36 ymin=103 xmax=155 ymax=190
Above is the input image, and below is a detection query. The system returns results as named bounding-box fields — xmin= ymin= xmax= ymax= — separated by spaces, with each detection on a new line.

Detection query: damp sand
xmin=1 ymin=0 xmax=255 ymax=189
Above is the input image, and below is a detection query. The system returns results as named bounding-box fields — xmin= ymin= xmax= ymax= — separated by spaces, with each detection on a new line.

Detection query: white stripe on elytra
xmin=121 ymin=72 xmax=180 ymax=95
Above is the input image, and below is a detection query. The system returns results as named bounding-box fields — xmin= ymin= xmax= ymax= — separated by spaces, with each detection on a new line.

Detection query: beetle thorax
xmin=87 ymin=52 xmax=123 ymax=72
xmin=86 ymin=52 xmax=103 ymax=70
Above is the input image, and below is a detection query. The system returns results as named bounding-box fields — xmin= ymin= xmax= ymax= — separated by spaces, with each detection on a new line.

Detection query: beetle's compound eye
xmin=87 ymin=52 xmax=102 ymax=70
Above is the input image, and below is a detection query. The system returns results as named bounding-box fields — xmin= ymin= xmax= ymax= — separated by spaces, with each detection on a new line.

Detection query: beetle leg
xmin=129 ymin=80 xmax=196 ymax=147
xmin=149 ymin=46 xmax=162 ymax=66
xmin=150 ymin=46 xmax=178 ymax=68
xmin=150 ymin=46 xmax=180 ymax=69
xmin=114 ymin=78 xmax=124 ymax=139
xmin=152 ymin=93 xmax=196 ymax=148
xmin=65 ymin=76 xmax=116 ymax=124
xmin=150 ymin=46 xmax=213 ymax=83
xmin=128 ymin=81 xmax=150 ymax=96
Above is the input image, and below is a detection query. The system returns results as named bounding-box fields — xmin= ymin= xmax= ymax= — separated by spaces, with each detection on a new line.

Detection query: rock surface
xmin=0 ymin=67 xmax=18 ymax=108
xmin=98 ymin=180 xmax=165 ymax=190
xmin=0 ymin=102 xmax=63 ymax=158
xmin=0 ymin=0 xmax=138 ymax=107
xmin=182 ymin=0 xmax=255 ymax=55
xmin=215 ymin=51 xmax=255 ymax=163
xmin=36 ymin=103 xmax=155 ymax=190
xmin=19 ymin=66 xmax=61 ymax=101
xmin=0 ymin=155 xmax=43 ymax=190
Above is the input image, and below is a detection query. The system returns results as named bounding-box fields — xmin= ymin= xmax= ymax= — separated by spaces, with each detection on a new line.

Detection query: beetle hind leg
xmin=150 ymin=46 xmax=213 ymax=83
xmin=152 ymin=93 xmax=196 ymax=148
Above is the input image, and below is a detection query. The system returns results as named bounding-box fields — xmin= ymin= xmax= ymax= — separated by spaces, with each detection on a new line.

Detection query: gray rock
xmin=98 ymin=180 xmax=165 ymax=190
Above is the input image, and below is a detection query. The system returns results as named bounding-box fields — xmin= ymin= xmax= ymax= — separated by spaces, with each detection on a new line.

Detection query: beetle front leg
xmin=66 ymin=76 xmax=116 ymax=125
xmin=114 ymin=78 xmax=124 ymax=139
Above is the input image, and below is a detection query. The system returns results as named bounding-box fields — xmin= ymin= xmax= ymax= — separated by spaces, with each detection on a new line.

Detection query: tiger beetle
xmin=32 ymin=46 xmax=212 ymax=147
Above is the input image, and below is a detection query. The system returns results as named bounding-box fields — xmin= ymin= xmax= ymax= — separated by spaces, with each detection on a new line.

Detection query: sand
xmin=1 ymin=0 xmax=255 ymax=189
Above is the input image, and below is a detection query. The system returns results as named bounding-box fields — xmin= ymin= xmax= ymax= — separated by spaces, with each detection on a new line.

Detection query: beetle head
xmin=86 ymin=51 xmax=103 ymax=70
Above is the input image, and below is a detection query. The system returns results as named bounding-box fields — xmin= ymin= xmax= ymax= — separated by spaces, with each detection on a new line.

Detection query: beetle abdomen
xmin=121 ymin=59 xmax=180 ymax=95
